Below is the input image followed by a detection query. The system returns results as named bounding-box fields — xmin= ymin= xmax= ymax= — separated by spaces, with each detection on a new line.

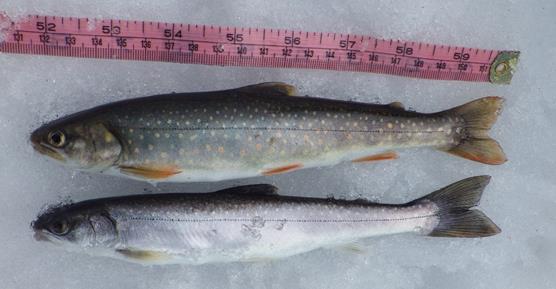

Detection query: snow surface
xmin=1 ymin=1 xmax=555 ymax=288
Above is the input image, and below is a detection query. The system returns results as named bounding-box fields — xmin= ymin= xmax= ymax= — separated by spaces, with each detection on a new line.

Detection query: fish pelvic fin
xmin=119 ymin=164 xmax=182 ymax=180
xmin=352 ymin=151 xmax=399 ymax=163
xmin=441 ymin=97 xmax=507 ymax=165
xmin=261 ymin=163 xmax=303 ymax=176
xmin=411 ymin=175 xmax=501 ymax=238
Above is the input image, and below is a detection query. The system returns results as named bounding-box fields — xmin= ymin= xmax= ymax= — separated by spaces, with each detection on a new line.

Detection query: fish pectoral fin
xmin=261 ymin=163 xmax=303 ymax=176
xmin=337 ymin=243 xmax=367 ymax=254
xmin=234 ymin=82 xmax=298 ymax=97
xmin=119 ymin=164 xmax=182 ymax=180
xmin=215 ymin=184 xmax=280 ymax=196
xmin=352 ymin=151 xmax=399 ymax=163
xmin=116 ymin=249 xmax=171 ymax=262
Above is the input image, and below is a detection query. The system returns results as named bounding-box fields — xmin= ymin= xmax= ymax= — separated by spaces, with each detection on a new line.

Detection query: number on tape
xmin=0 ymin=13 xmax=519 ymax=84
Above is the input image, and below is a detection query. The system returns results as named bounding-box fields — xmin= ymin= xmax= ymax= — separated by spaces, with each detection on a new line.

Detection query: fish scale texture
xmin=0 ymin=1 xmax=555 ymax=289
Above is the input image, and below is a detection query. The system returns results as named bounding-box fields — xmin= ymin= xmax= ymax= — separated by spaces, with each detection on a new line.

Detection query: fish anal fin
xmin=352 ymin=151 xmax=399 ymax=163
xmin=234 ymin=82 xmax=298 ymax=96
xmin=116 ymin=249 xmax=171 ymax=262
xmin=119 ymin=164 xmax=182 ymax=180
xmin=262 ymin=163 xmax=303 ymax=176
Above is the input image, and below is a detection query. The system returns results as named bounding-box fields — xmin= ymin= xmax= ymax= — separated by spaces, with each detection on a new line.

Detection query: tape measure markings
xmin=0 ymin=13 xmax=519 ymax=84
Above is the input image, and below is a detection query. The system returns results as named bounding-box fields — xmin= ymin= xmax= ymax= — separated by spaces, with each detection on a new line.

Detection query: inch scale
xmin=0 ymin=13 xmax=519 ymax=84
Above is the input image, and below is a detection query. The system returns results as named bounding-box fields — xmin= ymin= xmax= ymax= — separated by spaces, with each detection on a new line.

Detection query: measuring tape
xmin=0 ymin=13 xmax=519 ymax=84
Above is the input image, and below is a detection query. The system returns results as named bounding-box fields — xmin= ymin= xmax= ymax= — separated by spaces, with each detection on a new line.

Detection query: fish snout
xmin=33 ymin=230 xmax=50 ymax=242
xmin=29 ymin=129 xmax=65 ymax=161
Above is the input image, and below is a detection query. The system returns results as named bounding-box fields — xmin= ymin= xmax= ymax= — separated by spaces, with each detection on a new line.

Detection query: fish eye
xmin=47 ymin=130 xmax=66 ymax=148
xmin=48 ymin=219 xmax=70 ymax=235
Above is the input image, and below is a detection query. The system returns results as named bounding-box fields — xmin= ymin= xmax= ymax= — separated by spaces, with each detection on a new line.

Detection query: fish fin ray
xmin=261 ymin=163 xmax=303 ymax=176
xmin=215 ymin=184 xmax=279 ymax=196
xmin=119 ymin=164 xmax=182 ymax=180
xmin=233 ymin=82 xmax=298 ymax=96
xmin=352 ymin=151 xmax=398 ymax=163
xmin=116 ymin=249 xmax=171 ymax=262
xmin=411 ymin=175 xmax=501 ymax=238
xmin=440 ymin=96 xmax=507 ymax=165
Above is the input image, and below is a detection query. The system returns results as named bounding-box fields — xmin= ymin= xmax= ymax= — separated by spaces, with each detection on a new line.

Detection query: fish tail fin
xmin=440 ymin=97 xmax=507 ymax=165
xmin=412 ymin=175 xmax=501 ymax=238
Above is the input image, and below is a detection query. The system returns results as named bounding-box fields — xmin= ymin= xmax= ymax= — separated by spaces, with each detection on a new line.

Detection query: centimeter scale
xmin=0 ymin=13 xmax=519 ymax=84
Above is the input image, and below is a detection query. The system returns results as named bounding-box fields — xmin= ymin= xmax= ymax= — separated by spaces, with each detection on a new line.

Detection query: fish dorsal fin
xmin=233 ymin=82 xmax=298 ymax=97
xmin=215 ymin=184 xmax=279 ymax=196
xmin=388 ymin=101 xmax=405 ymax=110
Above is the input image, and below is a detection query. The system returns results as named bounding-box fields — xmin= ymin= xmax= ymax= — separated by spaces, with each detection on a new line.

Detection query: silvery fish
xmin=30 ymin=83 xmax=506 ymax=182
xmin=32 ymin=176 xmax=500 ymax=265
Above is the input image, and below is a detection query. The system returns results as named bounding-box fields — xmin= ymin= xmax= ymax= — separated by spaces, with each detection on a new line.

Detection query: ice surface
xmin=1 ymin=0 xmax=555 ymax=288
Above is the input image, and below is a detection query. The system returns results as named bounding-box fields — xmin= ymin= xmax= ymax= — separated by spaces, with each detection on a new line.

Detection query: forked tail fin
xmin=412 ymin=175 xmax=501 ymax=238
xmin=441 ymin=97 xmax=507 ymax=165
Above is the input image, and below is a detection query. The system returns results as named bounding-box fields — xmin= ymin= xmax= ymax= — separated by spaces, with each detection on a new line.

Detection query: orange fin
xmin=352 ymin=151 xmax=399 ymax=163
xmin=440 ymin=97 xmax=506 ymax=165
xmin=262 ymin=163 xmax=303 ymax=176
xmin=119 ymin=164 xmax=182 ymax=180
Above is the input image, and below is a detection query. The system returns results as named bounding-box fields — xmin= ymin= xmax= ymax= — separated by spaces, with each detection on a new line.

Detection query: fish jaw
xmin=30 ymin=127 xmax=66 ymax=162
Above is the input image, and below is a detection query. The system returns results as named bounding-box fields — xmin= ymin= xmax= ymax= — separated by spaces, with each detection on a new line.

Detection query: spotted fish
xmin=30 ymin=83 xmax=506 ymax=182
xmin=31 ymin=176 xmax=500 ymax=265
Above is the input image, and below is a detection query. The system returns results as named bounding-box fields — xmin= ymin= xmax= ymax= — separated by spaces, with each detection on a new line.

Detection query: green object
xmin=489 ymin=51 xmax=520 ymax=84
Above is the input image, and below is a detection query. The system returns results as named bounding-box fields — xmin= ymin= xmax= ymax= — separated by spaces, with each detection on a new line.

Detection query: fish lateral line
xmin=112 ymin=125 xmax=445 ymax=134
xmin=122 ymin=214 xmax=439 ymax=223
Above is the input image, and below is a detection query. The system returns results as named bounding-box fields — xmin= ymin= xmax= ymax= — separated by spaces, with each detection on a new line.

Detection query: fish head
xmin=32 ymin=202 xmax=118 ymax=248
xmin=31 ymin=117 xmax=121 ymax=170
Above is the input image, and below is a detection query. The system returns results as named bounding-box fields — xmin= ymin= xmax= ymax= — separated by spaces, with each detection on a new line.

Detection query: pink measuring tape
xmin=0 ymin=13 xmax=519 ymax=84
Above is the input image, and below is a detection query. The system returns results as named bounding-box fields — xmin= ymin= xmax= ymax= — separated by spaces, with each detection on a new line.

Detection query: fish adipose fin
xmin=412 ymin=175 xmax=501 ymax=238
xmin=352 ymin=151 xmax=399 ymax=163
xmin=388 ymin=101 xmax=405 ymax=110
xmin=234 ymin=82 xmax=298 ymax=97
xmin=119 ymin=164 xmax=182 ymax=180
xmin=441 ymin=97 xmax=506 ymax=165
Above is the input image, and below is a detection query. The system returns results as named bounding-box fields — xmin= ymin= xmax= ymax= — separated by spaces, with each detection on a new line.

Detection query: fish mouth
xmin=30 ymin=133 xmax=65 ymax=162
xmin=33 ymin=230 xmax=51 ymax=242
